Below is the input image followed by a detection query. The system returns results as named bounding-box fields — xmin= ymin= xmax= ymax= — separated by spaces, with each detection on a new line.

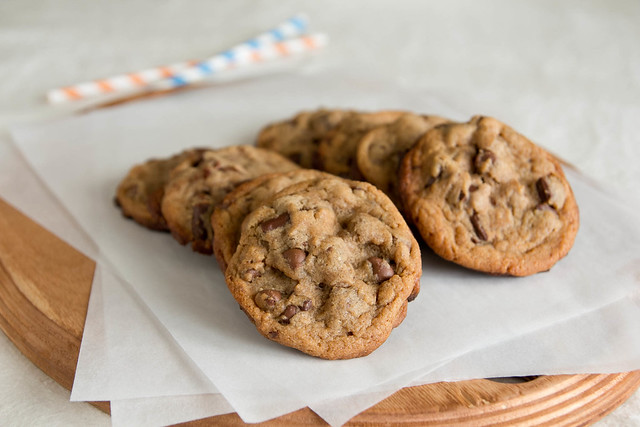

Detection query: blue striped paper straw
xmin=157 ymin=32 xmax=328 ymax=91
xmin=47 ymin=14 xmax=310 ymax=103
xmin=163 ymin=14 xmax=310 ymax=89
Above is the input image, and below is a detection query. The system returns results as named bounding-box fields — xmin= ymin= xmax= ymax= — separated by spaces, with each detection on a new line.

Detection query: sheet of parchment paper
xmin=10 ymin=71 xmax=640 ymax=423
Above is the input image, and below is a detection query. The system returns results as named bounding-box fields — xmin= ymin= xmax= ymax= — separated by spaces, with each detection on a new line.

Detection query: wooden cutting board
xmin=1 ymin=196 xmax=639 ymax=426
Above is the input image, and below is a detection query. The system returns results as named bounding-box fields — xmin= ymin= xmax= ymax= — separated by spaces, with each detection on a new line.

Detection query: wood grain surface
xmin=1 ymin=196 xmax=639 ymax=426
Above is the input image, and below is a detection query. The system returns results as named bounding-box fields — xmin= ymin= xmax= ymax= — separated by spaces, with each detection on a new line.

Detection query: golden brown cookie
xmin=211 ymin=169 xmax=333 ymax=271
xmin=317 ymin=111 xmax=405 ymax=179
xmin=398 ymin=116 xmax=579 ymax=276
xmin=256 ymin=109 xmax=353 ymax=168
xmin=356 ymin=113 xmax=450 ymax=206
xmin=224 ymin=177 xmax=421 ymax=359
xmin=161 ymin=145 xmax=299 ymax=254
xmin=115 ymin=148 xmax=207 ymax=231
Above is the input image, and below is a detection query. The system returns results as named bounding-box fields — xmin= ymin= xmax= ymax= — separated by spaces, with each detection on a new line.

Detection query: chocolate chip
xmin=190 ymin=151 xmax=207 ymax=168
xmin=282 ymin=248 xmax=306 ymax=269
xmin=260 ymin=212 xmax=290 ymax=232
xmin=469 ymin=184 xmax=479 ymax=192
xmin=288 ymin=152 xmax=302 ymax=164
xmin=146 ymin=188 xmax=164 ymax=219
xmin=300 ymin=299 xmax=313 ymax=311
xmin=268 ymin=331 xmax=279 ymax=339
xmin=254 ymin=289 xmax=282 ymax=311
xmin=474 ymin=149 xmax=496 ymax=173
xmin=536 ymin=177 xmax=551 ymax=203
xmin=191 ymin=202 xmax=212 ymax=241
xmin=283 ymin=304 xmax=299 ymax=318
xmin=368 ymin=257 xmax=395 ymax=282
xmin=279 ymin=304 xmax=299 ymax=324
xmin=243 ymin=268 xmax=261 ymax=281
xmin=482 ymin=149 xmax=496 ymax=163
xmin=312 ymin=155 xmax=324 ymax=170
xmin=347 ymin=331 xmax=354 ymax=336
xmin=470 ymin=212 xmax=488 ymax=241
xmin=425 ymin=176 xmax=436 ymax=188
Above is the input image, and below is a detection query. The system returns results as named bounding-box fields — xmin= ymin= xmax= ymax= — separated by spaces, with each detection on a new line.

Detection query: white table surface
xmin=1 ymin=1 xmax=639 ymax=425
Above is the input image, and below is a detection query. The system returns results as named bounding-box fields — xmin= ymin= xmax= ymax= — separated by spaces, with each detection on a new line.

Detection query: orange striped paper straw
xmin=47 ymin=14 xmax=310 ymax=104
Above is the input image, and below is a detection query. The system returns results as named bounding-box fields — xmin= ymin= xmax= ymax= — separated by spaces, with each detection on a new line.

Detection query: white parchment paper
xmin=9 ymin=71 xmax=640 ymax=423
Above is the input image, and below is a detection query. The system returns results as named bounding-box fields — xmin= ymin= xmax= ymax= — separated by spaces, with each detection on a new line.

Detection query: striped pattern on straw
xmin=158 ymin=33 xmax=328 ymax=90
xmin=47 ymin=14 xmax=317 ymax=104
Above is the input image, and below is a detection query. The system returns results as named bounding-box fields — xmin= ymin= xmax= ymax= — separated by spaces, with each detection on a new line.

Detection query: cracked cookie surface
xmin=211 ymin=169 xmax=333 ymax=271
xmin=398 ymin=116 xmax=579 ymax=276
xmin=357 ymin=113 xmax=450 ymax=206
xmin=256 ymin=109 xmax=353 ymax=168
xmin=224 ymin=177 xmax=421 ymax=359
xmin=115 ymin=148 xmax=207 ymax=231
xmin=161 ymin=145 xmax=299 ymax=254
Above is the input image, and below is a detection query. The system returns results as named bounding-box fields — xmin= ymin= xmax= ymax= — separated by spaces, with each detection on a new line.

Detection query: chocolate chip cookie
xmin=161 ymin=145 xmax=299 ymax=254
xmin=115 ymin=148 xmax=207 ymax=231
xmin=211 ymin=169 xmax=333 ymax=271
xmin=356 ymin=113 xmax=450 ymax=206
xmin=224 ymin=177 xmax=422 ymax=359
xmin=317 ymin=111 xmax=405 ymax=180
xmin=398 ymin=116 xmax=579 ymax=276
xmin=256 ymin=109 xmax=354 ymax=168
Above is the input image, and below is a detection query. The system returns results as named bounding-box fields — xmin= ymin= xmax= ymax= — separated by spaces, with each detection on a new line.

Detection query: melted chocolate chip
xmin=536 ymin=177 xmax=552 ymax=203
xmin=283 ymin=304 xmax=299 ymax=318
xmin=473 ymin=148 xmax=497 ymax=174
xmin=283 ymin=248 xmax=306 ymax=269
xmin=254 ymin=289 xmax=282 ymax=311
xmin=300 ymin=299 xmax=313 ymax=311
xmin=190 ymin=156 xmax=204 ymax=168
xmin=288 ymin=152 xmax=302 ymax=164
xmin=368 ymin=257 xmax=395 ymax=282
xmin=279 ymin=304 xmax=300 ymax=324
xmin=146 ymin=188 xmax=164 ymax=219
xmin=470 ymin=212 xmax=488 ymax=241
xmin=260 ymin=212 xmax=290 ymax=232
xmin=191 ymin=202 xmax=212 ymax=241
xmin=425 ymin=176 xmax=436 ymax=188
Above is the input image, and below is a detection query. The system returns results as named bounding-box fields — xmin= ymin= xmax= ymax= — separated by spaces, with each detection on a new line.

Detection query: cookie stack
xmin=115 ymin=108 xmax=579 ymax=359
xmin=115 ymin=144 xmax=422 ymax=359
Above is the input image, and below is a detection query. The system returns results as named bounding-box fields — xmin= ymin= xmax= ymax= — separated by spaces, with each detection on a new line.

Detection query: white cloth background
xmin=1 ymin=0 xmax=640 ymax=425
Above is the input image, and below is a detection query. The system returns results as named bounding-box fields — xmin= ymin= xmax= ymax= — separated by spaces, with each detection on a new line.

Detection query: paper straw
xmin=47 ymin=14 xmax=309 ymax=104
xmin=153 ymin=33 xmax=329 ymax=91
